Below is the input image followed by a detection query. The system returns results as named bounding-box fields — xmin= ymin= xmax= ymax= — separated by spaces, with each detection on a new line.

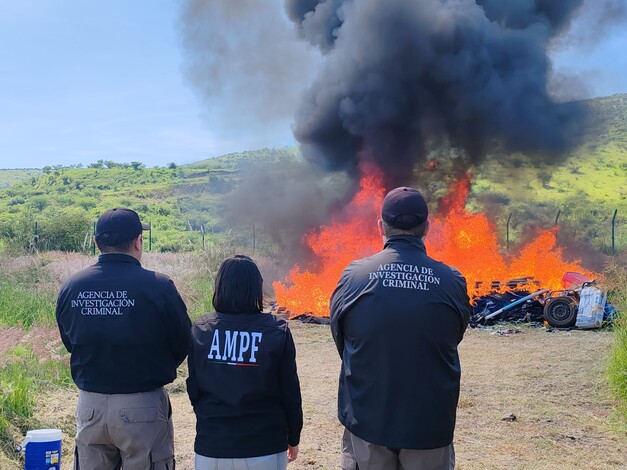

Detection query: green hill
xmin=470 ymin=93 xmax=626 ymax=254
xmin=0 ymin=169 xmax=42 ymax=188
xmin=0 ymin=95 xmax=625 ymax=255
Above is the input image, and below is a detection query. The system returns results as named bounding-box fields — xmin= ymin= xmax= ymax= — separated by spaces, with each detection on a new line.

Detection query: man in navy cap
xmin=330 ymin=188 xmax=471 ymax=470
xmin=56 ymin=208 xmax=191 ymax=470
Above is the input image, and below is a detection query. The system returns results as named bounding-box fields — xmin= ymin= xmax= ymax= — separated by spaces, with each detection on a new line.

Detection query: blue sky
xmin=0 ymin=1 xmax=625 ymax=170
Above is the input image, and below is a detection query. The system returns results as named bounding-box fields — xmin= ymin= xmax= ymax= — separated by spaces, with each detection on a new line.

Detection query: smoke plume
xmin=179 ymin=0 xmax=623 ymax=255
xmin=285 ymin=0 xmax=606 ymax=185
xmin=179 ymin=0 xmax=319 ymax=135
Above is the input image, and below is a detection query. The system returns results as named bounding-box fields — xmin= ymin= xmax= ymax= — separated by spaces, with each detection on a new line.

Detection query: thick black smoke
xmin=285 ymin=0 xmax=606 ymax=186
xmin=179 ymin=0 xmax=624 ymax=257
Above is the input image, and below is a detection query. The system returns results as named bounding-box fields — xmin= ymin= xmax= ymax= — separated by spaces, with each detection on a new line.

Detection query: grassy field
xmin=1 ymin=319 xmax=625 ymax=469
xmin=0 ymin=251 xmax=625 ymax=468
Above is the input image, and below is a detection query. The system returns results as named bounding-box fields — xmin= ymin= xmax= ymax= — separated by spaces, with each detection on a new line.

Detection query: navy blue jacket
xmin=330 ymin=236 xmax=471 ymax=449
xmin=187 ymin=311 xmax=303 ymax=459
xmin=56 ymin=253 xmax=191 ymax=394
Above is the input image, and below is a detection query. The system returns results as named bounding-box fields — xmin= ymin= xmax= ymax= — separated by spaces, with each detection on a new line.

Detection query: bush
xmin=605 ymin=256 xmax=627 ymax=420
xmin=38 ymin=210 xmax=91 ymax=252
xmin=0 ymin=214 xmax=37 ymax=254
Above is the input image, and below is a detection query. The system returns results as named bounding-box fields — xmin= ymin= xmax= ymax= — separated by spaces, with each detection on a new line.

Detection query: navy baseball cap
xmin=95 ymin=208 xmax=149 ymax=243
xmin=381 ymin=187 xmax=428 ymax=229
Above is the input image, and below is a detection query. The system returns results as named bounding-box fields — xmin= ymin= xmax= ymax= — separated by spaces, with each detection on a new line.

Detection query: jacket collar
xmin=97 ymin=253 xmax=141 ymax=266
xmin=384 ymin=235 xmax=427 ymax=254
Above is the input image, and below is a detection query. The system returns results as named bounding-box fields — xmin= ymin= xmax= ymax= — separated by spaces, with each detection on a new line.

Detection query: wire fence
xmin=4 ymin=208 xmax=625 ymax=255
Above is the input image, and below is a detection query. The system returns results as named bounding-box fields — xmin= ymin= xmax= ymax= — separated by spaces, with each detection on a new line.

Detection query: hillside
xmin=0 ymin=95 xmax=625 ymax=255
xmin=0 ymin=169 xmax=42 ymax=188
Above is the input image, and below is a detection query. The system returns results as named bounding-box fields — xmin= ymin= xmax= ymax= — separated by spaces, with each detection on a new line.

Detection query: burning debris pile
xmin=470 ymin=273 xmax=617 ymax=329
xmin=272 ymin=169 xmax=600 ymax=324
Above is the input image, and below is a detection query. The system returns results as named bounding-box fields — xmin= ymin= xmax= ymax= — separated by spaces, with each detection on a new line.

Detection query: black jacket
xmin=56 ymin=253 xmax=191 ymax=394
xmin=330 ymin=236 xmax=471 ymax=449
xmin=187 ymin=311 xmax=303 ymax=459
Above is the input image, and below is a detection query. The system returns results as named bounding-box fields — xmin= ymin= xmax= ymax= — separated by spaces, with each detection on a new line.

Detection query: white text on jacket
xmin=207 ymin=330 xmax=263 ymax=363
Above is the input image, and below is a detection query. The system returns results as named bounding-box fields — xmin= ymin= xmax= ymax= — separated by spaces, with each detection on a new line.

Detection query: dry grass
xmin=3 ymin=323 xmax=625 ymax=470
xmin=0 ymin=250 xmax=277 ymax=320
xmin=1 ymin=252 xmax=625 ymax=468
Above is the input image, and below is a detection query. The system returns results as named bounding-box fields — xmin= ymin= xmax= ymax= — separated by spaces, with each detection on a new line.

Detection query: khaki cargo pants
xmin=74 ymin=388 xmax=175 ymax=470
xmin=341 ymin=429 xmax=455 ymax=470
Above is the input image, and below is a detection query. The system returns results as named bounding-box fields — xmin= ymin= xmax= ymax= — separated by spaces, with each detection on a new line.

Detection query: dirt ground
xmin=6 ymin=323 xmax=627 ymax=469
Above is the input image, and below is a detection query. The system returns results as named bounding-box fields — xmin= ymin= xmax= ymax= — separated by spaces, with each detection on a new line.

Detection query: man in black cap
xmin=56 ymin=208 xmax=191 ymax=470
xmin=330 ymin=187 xmax=471 ymax=470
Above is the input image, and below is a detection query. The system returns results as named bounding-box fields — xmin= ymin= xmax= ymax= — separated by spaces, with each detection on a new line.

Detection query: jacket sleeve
xmin=279 ymin=327 xmax=303 ymax=447
xmin=186 ymin=331 xmax=201 ymax=407
xmin=330 ymin=269 xmax=350 ymax=358
xmin=55 ymin=287 xmax=73 ymax=353
xmin=451 ymin=267 xmax=471 ymax=342
xmin=164 ymin=279 xmax=192 ymax=366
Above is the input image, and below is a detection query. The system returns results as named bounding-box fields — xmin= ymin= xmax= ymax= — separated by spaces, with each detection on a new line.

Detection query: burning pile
xmin=273 ymin=167 xmax=596 ymax=318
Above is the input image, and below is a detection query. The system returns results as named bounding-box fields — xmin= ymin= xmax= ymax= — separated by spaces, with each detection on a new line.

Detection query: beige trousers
xmin=194 ymin=451 xmax=288 ymax=470
xmin=341 ymin=429 xmax=455 ymax=470
xmin=74 ymin=388 xmax=175 ymax=470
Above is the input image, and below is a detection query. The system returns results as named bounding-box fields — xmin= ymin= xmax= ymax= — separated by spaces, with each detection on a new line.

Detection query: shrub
xmin=38 ymin=210 xmax=91 ymax=252
xmin=605 ymin=256 xmax=627 ymax=420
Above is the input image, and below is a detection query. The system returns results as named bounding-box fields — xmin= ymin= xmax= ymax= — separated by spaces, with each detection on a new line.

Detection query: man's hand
xmin=288 ymin=445 xmax=299 ymax=463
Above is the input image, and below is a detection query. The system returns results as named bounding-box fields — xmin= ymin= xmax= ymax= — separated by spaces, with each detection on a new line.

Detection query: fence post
xmin=201 ymin=224 xmax=206 ymax=251
xmin=506 ymin=214 xmax=512 ymax=250
xmin=252 ymin=224 xmax=256 ymax=255
xmin=91 ymin=221 xmax=96 ymax=255
xmin=611 ymin=209 xmax=618 ymax=253
xmin=555 ymin=209 xmax=561 ymax=226
xmin=34 ymin=221 xmax=39 ymax=252
xmin=148 ymin=222 xmax=152 ymax=251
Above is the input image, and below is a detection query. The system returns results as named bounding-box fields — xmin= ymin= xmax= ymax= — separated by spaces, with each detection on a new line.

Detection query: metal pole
xmin=92 ymin=222 xmax=96 ymax=255
xmin=611 ymin=209 xmax=618 ymax=253
xmin=34 ymin=221 xmax=39 ymax=251
xmin=149 ymin=222 xmax=152 ymax=251
xmin=252 ymin=224 xmax=256 ymax=255
xmin=555 ymin=209 xmax=561 ymax=226
xmin=506 ymin=214 xmax=512 ymax=250
xmin=485 ymin=288 xmax=549 ymax=320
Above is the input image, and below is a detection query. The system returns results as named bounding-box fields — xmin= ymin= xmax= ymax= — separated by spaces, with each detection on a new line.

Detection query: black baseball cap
xmin=95 ymin=208 xmax=149 ymax=243
xmin=381 ymin=187 xmax=428 ymax=229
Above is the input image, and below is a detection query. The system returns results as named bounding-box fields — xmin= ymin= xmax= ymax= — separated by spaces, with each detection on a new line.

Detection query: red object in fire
xmin=561 ymin=271 xmax=592 ymax=289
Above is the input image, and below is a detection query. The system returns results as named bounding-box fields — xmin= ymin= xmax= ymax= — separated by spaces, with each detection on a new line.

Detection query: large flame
xmin=273 ymin=166 xmax=596 ymax=317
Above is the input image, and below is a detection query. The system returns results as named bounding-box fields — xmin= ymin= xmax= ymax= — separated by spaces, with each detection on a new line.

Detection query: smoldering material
xmin=285 ymin=0 xmax=608 ymax=186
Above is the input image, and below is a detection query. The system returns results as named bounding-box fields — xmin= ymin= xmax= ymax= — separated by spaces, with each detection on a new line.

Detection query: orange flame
xmin=273 ymin=164 xmax=384 ymax=316
xmin=273 ymin=166 xmax=596 ymax=317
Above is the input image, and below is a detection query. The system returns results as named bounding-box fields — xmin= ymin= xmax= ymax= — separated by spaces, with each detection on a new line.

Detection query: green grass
xmin=609 ymin=320 xmax=627 ymax=418
xmin=0 ymin=279 xmax=56 ymax=328
xmin=605 ymin=257 xmax=627 ymax=420
xmin=0 ymin=346 xmax=72 ymax=459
